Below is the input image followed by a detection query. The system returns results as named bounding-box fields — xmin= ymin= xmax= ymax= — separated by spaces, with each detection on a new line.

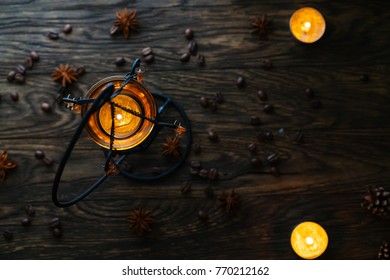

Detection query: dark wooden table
xmin=1 ymin=0 xmax=389 ymax=260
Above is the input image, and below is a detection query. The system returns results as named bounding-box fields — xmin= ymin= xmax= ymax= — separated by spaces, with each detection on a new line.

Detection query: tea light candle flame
xmin=289 ymin=7 xmax=326 ymax=43
xmin=301 ymin=21 xmax=311 ymax=32
xmin=305 ymin=236 xmax=314 ymax=245
xmin=116 ymin=113 xmax=123 ymax=121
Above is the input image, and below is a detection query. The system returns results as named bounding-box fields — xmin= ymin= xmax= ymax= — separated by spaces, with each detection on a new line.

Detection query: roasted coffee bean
xmin=263 ymin=104 xmax=274 ymax=114
xmin=30 ymin=51 xmax=40 ymax=62
xmin=257 ymin=90 xmax=268 ymax=101
xmin=3 ymin=230 xmax=13 ymax=241
xmin=110 ymin=25 xmax=119 ymax=35
xmin=208 ymin=168 xmax=219 ymax=180
xmin=21 ymin=217 xmax=31 ymax=227
xmin=188 ymin=40 xmax=198 ymax=54
xmin=247 ymin=143 xmax=257 ymax=153
xmin=16 ymin=64 xmax=26 ymax=75
xmin=251 ymin=157 xmax=263 ymax=168
xmin=190 ymin=167 xmax=200 ymax=175
xmin=294 ymin=131 xmax=304 ymax=144
xmin=196 ymin=54 xmax=205 ymax=66
xmin=25 ymin=204 xmax=36 ymax=216
xmin=115 ymin=56 xmax=126 ymax=66
xmin=208 ymin=130 xmax=219 ymax=142
xmin=180 ymin=182 xmax=192 ymax=194
xmin=311 ymin=99 xmax=322 ymax=109
xmin=7 ymin=70 xmax=16 ymax=82
xmin=48 ymin=31 xmax=59 ymax=40
xmin=198 ymin=210 xmax=209 ymax=220
xmin=14 ymin=73 xmax=25 ymax=84
xmin=10 ymin=91 xmax=19 ymax=102
xmin=264 ymin=131 xmax=274 ymax=141
xmin=267 ymin=153 xmax=279 ymax=164
xmin=236 ymin=76 xmax=245 ymax=88
xmin=75 ymin=66 xmax=86 ymax=76
xmin=52 ymin=227 xmax=62 ymax=238
xmin=192 ymin=143 xmax=201 ymax=154
xmin=214 ymin=92 xmax=224 ymax=104
xmin=40 ymin=102 xmax=51 ymax=112
xmin=199 ymin=96 xmax=209 ymax=108
xmin=142 ymin=47 xmax=153 ymax=57
xmin=198 ymin=169 xmax=209 ymax=179
xmin=144 ymin=54 xmax=154 ymax=64
xmin=184 ymin=28 xmax=194 ymax=40
xmin=360 ymin=73 xmax=369 ymax=82
xmin=250 ymin=115 xmax=261 ymax=126
xmin=63 ymin=24 xmax=72 ymax=34
xmin=260 ymin=58 xmax=273 ymax=69
xmin=152 ymin=166 xmax=161 ymax=174
xmin=180 ymin=52 xmax=190 ymax=62
xmin=269 ymin=166 xmax=280 ymax=177
xmin=190 ymin=160 xmax=201 ymax=170
xmin=208 ymin=99 xmax=217 ymax=112
xmin=24 ymin=57 xmax=33 ymax=69
xmin=305 ymin=88 xmax=315 ymax=98
xmin=42 ymin=156 xmax=54 ymax=166
xmin=34 ymin=149 xmax=45 ymax=160
xmin=48 ymin=217 xmax=60 ymax=228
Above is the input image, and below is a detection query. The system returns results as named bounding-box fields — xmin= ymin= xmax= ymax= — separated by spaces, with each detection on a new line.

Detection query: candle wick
xmin=305 ymin=236 xmax=314 ymax=245
xmin=301 ymin=21 xmax=311 ymax=33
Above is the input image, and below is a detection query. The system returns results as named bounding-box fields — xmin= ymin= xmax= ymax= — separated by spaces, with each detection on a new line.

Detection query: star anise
xmin=112 ymin=8 xmax=140 ymax=39
xmin=0 ymin=151 xmax=17 ymax=182
xmin=161 ymin=135 xmax=181 ymax=159
xmin=52 ymin=64 xmax=77 ymax=87
xmin=128 ymin=208 xmax=153 ymax=236
xmin=250 ymin=14 xmax=272 ymax=38
xmin=219 ymin=189 xmax=241 ymax=213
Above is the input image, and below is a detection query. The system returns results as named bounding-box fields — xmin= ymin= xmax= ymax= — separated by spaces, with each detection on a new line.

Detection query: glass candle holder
xmin=289 ymin=7 xmax=326 ymax=43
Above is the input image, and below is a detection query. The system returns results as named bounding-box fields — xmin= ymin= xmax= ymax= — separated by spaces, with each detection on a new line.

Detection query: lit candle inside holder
xmin=289 ymin=7 xmax=326 ymax=43
xmin=290 ymin=221 xmax=328 ymax=259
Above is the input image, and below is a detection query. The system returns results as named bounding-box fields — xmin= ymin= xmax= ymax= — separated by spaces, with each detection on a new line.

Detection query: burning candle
xmin=289 ymin=7 xmax=326 ymax=43
xmin=290 ymin=221 xmax=328 ymax=259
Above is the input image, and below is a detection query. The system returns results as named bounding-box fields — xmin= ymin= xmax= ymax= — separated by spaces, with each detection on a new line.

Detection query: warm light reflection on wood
xmin=289 ymin=7 xmax=326 ymax=43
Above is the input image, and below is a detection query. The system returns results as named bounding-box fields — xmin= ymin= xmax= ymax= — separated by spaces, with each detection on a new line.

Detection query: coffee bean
xmin=311 ymin=99 xmax=322 ymax=109
xmin=152 ymin=166 xmax=161 ymax=175
xmin=180 ymin=182 xmax=192 ymax=194
xmin=16 ymin=64 xmax=26 ymax=75
xmin=208 ymin=99 xmax=217 ymax=112
xmin=48 ymin=31 xmax=59 ymax=40
xmin=52 ymin=227 xmax=62 ymax=238
xmin=192 ymin=143 xmax=201 ymax=154
xmin=198 ymin=169 xmax=209 ymax=179
xmin=198 ymin=210 xmax=209 ymax=220
xmin=144 ymin=54 xmax=154 ymax=64
xmin=305 ymin=88 xmax=315 ymax=98
xmin=115 ymin=56 xmax=126 ymax=66
xmin=250 ymin=115 xmax=261 ymax=126
xmin=63 ymin=24 xmax=72 ymax=34
xmin=30 ymin=51 xmax=40 ymax=62
xmin=14 ymin=73 xmax=25 ymax=84
xmin=10 ymin=91 xmax=19 ymax=102
xmin=7 ymin=70 xmax=16 ymax=82
xmin=24 ymin=57 xmax=33 ymax=69
xmin=199 ymin=96 xmax=209 ymax=108
xmin=214 ymin=92 xmax=224 ymax=104
xmin=48 ymin=217 xmax=60 ymax=228
xmin=208 ymin=130 xmax=219 ymax=142
xmin=188 ymin=40 xmax=198 ymax=54
xmin=208 ymin=168 xmax=219 ymax=180
xmin=260 ymin=58 xmax=273 ymax=69
xmin=42 ymin=156 xmax=54 ymax=166
xmin=257 ymin=90 xmax=268 ymax=101
xmin=25 ymin=204 xmax=36 ymax=216
xmin=180 ymin=52 xmax=190 ymax=62
xmin=257 ymin=131 xmax=273 ymax=142
xmin=34 ymin=149 xmax=45 ymax=160
xmin=184 ymin=28 xmax=194 ymax=40
xmin=21 ymin=217 xmax=31 ymax=227
xmin=266 ymin=153 xmax=279 ymax=164
xmin=360 ymin=73 xmax=369 ymax=82
xmin=41 ymin=102 xmax=51 ymax=112
xmin=196 ymin=54 xmax=205 ymax=66
xmin=75 ymin=66 xmax=86 ymax=76
xmin=190 ymin=167 xmax=200 ymax=175
xmin=190 ymin=160 xmax=201 ymax=170
xmin=294 ymin=131 xmax=304 ymax=144
xmin=3 ymin=230 xmax=13 ymax=241
xmin=251 ymin=157 xmax=263 ymax=168
xmin=263 ymin=104 xmax=274 ymax=114
xmin=247 ymin=143 xmax=257 ymax=153
xmin=236 ymin=76 xmax=245 ymax=88
xmin=110 ymin=25 xmax=119 ymax=35
xmin=142 ymin=47 xmax=153 ymax=57
xmin=269 ymin=166 xmax=280 ymax=177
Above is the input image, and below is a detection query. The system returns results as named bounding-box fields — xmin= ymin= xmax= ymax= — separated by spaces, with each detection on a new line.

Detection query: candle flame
xmin=305 ymin=236 xmax=314 ymax=245
xmin=301 ymin=21 xmax=311 ymax=32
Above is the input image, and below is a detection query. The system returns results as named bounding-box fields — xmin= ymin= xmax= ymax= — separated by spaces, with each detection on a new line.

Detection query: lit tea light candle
xmin=289 ymin=7 xmax=326 ymax=43
xmin=290 ymin=221 xmax=328 ymax=259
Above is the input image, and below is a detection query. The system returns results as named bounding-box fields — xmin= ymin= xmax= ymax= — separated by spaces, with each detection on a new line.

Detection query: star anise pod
xmin=52 ymin=64 xmax=77 ymax=87
xmin=250 ymin=14 xmax=272 ymax=38
xmin=161 ymin=135 xmax=181 ymax=159
xmin=112 ymin=8 xmax=140 ymax=39
xmin=219 ymin=189 xmax=241 ymax=213
xmin=0 ymin=151 xmax=17 ymax=182
xmin=128 ymin=208 xmax=153 ymax=236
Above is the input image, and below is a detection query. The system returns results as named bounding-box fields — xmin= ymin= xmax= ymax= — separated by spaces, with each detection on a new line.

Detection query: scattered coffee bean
xmin=75 ymin=66 xmax=86 ymax=76
xmin=180 ymin=182 xmax=192 ymax=194
xmin=152 ymin=166 xmax=161 ymax=174
xmin=48 ymin=31 xmax=59 ymax=40
xmin=14 ymin=73 xmax=25 ymax=84
xmin=311 ymin=99 xmax=322 ymax=109
xmin=260 ymin=58 xmax=273 ymax=69
xmin=24 ymin=57 xmax=33 ymax=69
xmin=196 ymin=54 xmax=205 ymax=66
xmin=144 ymin=54 xmax=154 ymax=64
xmin=142 ymin=47 xmax=153 ymax=57
xmin=190 ymin=167 xmax=200 ymax=175
xmin=10 ymin=91 xmax=19 ymax=102
xmin=198 ymin=169 xmax=209 ymax=179
xmin=110 ymin=25 xmax=119 ymax=35
xmin=3 ymin=230 xmax=13 ymax=241
xmin=214 ymin=92 xmax=224 ymax=104
xmin=30 ymin=51 xmax=40 ymax=62
xmin=257 ymin=90 xmax=268 ymax=101
xmin=188 ymin=40 xmax=198 ymax=54
xmin=184 ymin=28 xmax=194 ymax=40
xmin=251 ymin=157 xmax=263 ymax=168
xmin=264 ymin=131 xmax=274 ymax=141
xmin=294 ymin=131 xmax=304 ymax=144
xmin=190 ymin=160 xmax=201 ymax=170
xmin=7 ymin=70 xmax=16 ymax=82
xmin=115 ymin=56 xmax=126 ymax=66
xmin=269 ymin=166 xmax=280 ymax=177
xmin=192 ymin=143 xmax=201 ymax=154
xmin=40 ymin=102 xmax=51 ymax=112
xmin=236 ymin=76 xmax=245 ymax=88
xmin=198 ymin=210 xmax=209 ymax=220
xmin=21 ymin=217 xmax=31 ymax=227
xmin=42 ymin=156 xmax=54 ymax=166
xmin=250 ymin=115 xmax=261 ymax=126
xmin=267 ymin=153 xmax=279 ymax=164
xmin=208 ymin=168 xmax=219 ymax=180
xmin=305 ymin=88 xmax=315 ymax=98
xmin=263 ymin=104 xmax=274 ymax=114
xmin=48 ymin=217 xmax=60 ymax=228
xmin=180 ymin=52 xmax=190 ymax=62
xmin=63 ymin=24 xmax=72 ymax=34
xmin=52 ymin=227 xmax=62 ymax=238
xmin=208 ymin=99 xmax=217 ymax=112
xmin=247 ymin=143 xmax=257 ymax=153
xmin=257 ymin=131 xmax=273 ymax=142
xmin=25 ymin=204 xmax=36 ymax=216
xmin=199 ymin=96 xmax=209 ymax=108
xmin=360 ymin=73 xmax=369 ymax=82
xmin=16 ymin=64 xmax=26 ymax=75
xmin=34 ymin=149 xmax=45 ymax=160
xmin=208 ymin=130 xmax=219 ymax=142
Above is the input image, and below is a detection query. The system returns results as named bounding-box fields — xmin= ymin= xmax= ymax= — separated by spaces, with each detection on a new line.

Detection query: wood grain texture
xmin=0 ymin=0 xmax=390 ymax=260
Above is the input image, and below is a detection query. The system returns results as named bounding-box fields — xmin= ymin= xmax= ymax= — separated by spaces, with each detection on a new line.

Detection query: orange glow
xmin=289 ymin=7 xmax=326 ymax=43
xmin=290 ymin=221 xmax=328 ymax=259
